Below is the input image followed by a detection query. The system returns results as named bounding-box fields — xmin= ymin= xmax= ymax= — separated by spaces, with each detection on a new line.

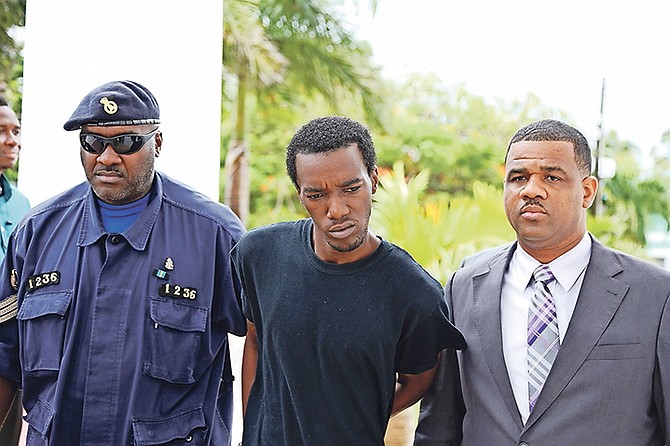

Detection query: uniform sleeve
xmin=212 ymin=224 xmax=247 ymax=337
xmin=230 ymin=237 xmax=254 ymax=323
xmin=0 ymin=235 xmax=23 ymax=383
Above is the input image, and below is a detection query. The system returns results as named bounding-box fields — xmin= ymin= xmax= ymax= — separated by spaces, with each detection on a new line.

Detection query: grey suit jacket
xmin=415 ymin=236 xmax=670 ymax=446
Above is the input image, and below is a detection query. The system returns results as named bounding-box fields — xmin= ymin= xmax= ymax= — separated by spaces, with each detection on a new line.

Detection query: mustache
xmin=94 ymin=167 xmax=122 ymax=174
xmin=521 ymin=199 xmax=546 ymax=211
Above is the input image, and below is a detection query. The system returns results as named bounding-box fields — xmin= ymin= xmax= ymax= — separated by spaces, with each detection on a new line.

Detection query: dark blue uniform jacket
xmin=0 ymin=172 xmax=246 ymax=445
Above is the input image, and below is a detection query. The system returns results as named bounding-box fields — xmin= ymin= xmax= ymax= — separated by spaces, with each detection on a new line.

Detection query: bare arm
xmin=391 ymin=358 xmax=440 ymax=417
xmin=0 ymin=375 xmax=17 ymax=428
xmin=241 ymin=320 xmax=258 ymax=417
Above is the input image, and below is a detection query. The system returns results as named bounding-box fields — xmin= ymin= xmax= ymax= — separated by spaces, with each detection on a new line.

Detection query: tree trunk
xmin=224 ymin=69 xmax=250 ymax=223
xmin=224 ymin=140 xmax=249 ymax=224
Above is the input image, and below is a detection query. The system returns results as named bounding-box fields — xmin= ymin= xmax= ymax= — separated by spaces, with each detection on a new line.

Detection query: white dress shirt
xmin=501 ymin=233 xmax=591 ymax=423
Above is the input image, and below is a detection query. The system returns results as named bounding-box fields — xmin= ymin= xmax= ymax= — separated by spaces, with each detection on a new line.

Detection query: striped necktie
xmin=527 ymin=264 xmax=559 ymax=413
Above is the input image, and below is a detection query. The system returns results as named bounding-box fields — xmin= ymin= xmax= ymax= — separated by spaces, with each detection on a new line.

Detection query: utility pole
xmin=593 ymin=78 xmax=606 ymax=217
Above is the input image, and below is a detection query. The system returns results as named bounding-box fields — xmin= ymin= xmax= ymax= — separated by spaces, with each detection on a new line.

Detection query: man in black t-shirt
xmin=232 ymin=116 xmax=465 ymax=445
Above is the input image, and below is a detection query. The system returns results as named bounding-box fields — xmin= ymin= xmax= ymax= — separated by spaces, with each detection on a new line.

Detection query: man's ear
xmin=582 ymin=175 xmax=598 ymax=209
xmin=371 ymin=167 xmax=379 ymax=193
xmin=154 ymin=131 xmax=163 ymax=157
xmin=295 ymin=183 xmax=304 ymax=206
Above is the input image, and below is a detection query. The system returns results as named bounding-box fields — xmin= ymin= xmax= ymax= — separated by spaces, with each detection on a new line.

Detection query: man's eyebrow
xmin=340 ymin=177 xmax=363 ymax=187
xmin=507 ymin=167 xmax=527 ymax=175
xmin=302 ymin=178 xmax=363 ymax=192
xmin=507 ymin=165 xmax=566 ymax=175
xmin=302 ymin=186 xmax=323 ymax=193
xmin=540 ymin=165 xmax=567 ymax=174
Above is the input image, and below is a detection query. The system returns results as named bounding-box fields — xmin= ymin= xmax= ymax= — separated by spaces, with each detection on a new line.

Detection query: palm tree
xmin=372 ymin=162 xmax=515 ymax=283
xmin=223 ymin=0 xmax=383 ymax=222
xmin=604 ymin=174 xmax=669 ymax=245
xmin=223 ymin=0 xmax=287 ymax=222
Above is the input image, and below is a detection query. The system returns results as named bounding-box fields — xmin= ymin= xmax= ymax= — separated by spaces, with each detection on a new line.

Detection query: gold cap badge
xmin=99 ymin=97 xmax=118 ymax=115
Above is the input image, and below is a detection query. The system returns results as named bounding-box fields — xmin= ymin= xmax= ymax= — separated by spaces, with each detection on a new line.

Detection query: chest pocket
xmin=17 ymin=292 xmax=72 ymax=373
xmin=144 ymin=297 xmax=208 ymax=384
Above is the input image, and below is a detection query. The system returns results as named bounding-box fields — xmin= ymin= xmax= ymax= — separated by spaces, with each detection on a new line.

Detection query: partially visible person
xmin=0 ymin=81 xmax=246 ymax=445
xmin=414 ymin=119 xmax=670 ymax=445
xmin=0 ymin=97 xmax=30 ymax=255
xmin=233 ymin=116 xmax=466 ymax=445
xmin=0 ymin=96 xmax=30 ymax=446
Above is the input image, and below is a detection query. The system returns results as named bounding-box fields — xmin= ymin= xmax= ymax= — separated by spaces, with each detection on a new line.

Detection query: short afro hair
xmin=286 ymin=116 xmax=377 ymax=189
xmin=506 ymin=119 xmax=592 ymax=175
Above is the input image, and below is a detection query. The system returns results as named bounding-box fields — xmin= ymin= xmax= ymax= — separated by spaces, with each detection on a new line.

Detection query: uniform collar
xmin=78 ymin=172 xmax=163 ymax=251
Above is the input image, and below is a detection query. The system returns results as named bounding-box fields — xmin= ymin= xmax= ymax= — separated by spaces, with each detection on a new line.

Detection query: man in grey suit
xmin=414 ymin=119 xmax=670 ymax=445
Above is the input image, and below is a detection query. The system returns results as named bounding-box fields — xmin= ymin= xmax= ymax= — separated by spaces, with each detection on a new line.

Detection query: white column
xmin=18 ymin=0 xmax=223 ymax=204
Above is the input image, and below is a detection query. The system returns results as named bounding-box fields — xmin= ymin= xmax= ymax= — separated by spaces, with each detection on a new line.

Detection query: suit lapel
xmin=523 ymin=237 xmax=629 ymax=429
xmin=472 ymin=244 xmax=525 ymax=430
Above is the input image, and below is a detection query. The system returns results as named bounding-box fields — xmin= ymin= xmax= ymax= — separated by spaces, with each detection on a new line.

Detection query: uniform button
xmin=518 ymin=442 xmax=529 ymax=446
xmin=110 ymin=235 xmax=120 ymax=244
xmin=185 ymin=435 xmax=193 ymax=442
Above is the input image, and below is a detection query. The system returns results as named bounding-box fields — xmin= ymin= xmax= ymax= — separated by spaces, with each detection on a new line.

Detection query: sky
xmin=341 ymin=0 xmax=670 ymax=162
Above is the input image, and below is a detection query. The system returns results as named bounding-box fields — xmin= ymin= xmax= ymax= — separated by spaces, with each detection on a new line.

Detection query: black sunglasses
xmin=79 ymin=128 xmax=159 ymax=155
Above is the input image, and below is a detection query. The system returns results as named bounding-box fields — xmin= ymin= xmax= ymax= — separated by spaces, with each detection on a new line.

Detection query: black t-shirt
xmin=232 ymin=219 xmax=462 ymax=445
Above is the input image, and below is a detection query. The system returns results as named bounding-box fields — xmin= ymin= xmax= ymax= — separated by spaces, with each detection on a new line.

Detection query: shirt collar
xmin=0 ymin=174 xmax=12 ymax=202
xmin=515 ymin=232 xmax=592 ymax=292
xmin=78 ymin=173 xmax=162 ymax=251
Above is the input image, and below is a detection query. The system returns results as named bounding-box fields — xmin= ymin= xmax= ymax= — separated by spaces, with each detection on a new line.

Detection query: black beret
xmin=63 ymin=80 xmax=160 ymax=131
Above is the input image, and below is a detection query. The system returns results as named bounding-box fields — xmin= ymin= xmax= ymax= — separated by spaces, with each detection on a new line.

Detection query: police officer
xmin=0 ymin=97 xmax=30 ymax=446
xmin=0 ymin=80 xmax=246 ymax=445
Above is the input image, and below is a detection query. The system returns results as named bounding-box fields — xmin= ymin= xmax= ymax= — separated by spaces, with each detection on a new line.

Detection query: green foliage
xmin=0 ymin=0 xmax=25 ymax=106
xmin=0 ymin=0 xmax=25 ymax=184
xmin=586 ymin=213 xmax=648 ymax=259
xmin=647 ymin=131 xmax=670 ymax=216
xmin=373 ymin=75 xmax=569 ymax=197
xmin=5 ymin=164 xmax=18 ymax=182
xmin=256 ymin=0 xmax=384 ymax=126
xmin=602 ymin=174 xmax=669 ymax=244
xmin=222 ymin=5 xmax=585 ymax=234
xmin=591 ymin=129 xmax=670 ymax=246
xmin=223 ymin=0 xmax=287 ymax=89
xmin=223 ymin=0 xmax=384 ymax=127
xmin=222 ymin=0 xmax=385 ymax=220
xmin=247 ymin=126 xmax=306 ymax=228
xmin=371 ymin=162 xmax=515 ymax=283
